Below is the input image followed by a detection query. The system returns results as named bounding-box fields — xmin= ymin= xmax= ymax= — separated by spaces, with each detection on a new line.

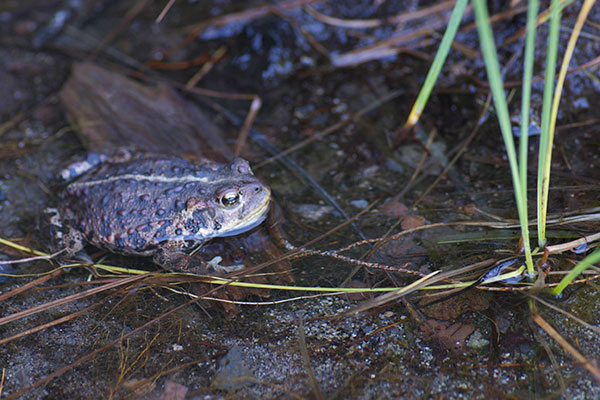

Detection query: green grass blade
xmin=473 ymin=0 xmax=534 ymax=276
xmin=552 ymin=247 xmax=600 ymax=295
xmin=401 ymin=0 xmax=469 ymax=131
xmin=519 ymin=0 xmax=539 ymax=184
xmin=518 ymin=0 xmax=540 ymax=276
xmin=537 ymin=0 xmax=562 ymax=246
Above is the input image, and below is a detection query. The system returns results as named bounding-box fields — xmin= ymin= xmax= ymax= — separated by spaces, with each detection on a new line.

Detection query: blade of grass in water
xmin=472 ymin=0 xmax=535 ymax=276
xmin=399 ymin=0 xmax=469 ymax=135
xmin=549 ymin=0 xmax=597 ymax=294
xmin=519 ymin=0 xmax=538 ymax=184
xmin=553 ymin=247 xmax=600 ymax=295
xmin=541 ymin=0 xmax=595 ymax=245
xmin=537 ymin=0 xmax=562 ymax=246
xmin=517 ymin=0 xmax=539 ymax=278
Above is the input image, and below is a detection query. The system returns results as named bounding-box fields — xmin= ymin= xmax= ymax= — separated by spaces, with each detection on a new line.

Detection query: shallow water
xmin=0 ymin=1 xmax=599 ymax=398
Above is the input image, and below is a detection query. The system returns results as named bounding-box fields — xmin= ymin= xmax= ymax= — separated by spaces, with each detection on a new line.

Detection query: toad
xmin=40 ymin=150 xmax=271 ymax=274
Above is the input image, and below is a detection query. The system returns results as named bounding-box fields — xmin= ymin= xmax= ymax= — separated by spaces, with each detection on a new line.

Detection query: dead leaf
xmin=423 ymin=319 xmax=475 ymax=352
xmin=401 ymin=215 xmax=426 ymax=230
xmin=60 ymin=62 xmax=233 ymax=161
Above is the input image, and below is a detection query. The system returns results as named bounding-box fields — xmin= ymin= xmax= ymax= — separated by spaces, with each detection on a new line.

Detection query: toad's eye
xmin=220 ymin=190 xmax=240 ymax=207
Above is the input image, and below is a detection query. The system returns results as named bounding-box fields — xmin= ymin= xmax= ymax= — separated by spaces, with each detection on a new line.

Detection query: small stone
xmin=466 ymin=330 xmax=489 ymax=349
xmin=349 ymin=199 xmax=368 ymax=208
xmin=211 ymin=345 xmax=254 ymax=391
xmin=293 ymin=204 xmax=335 ymax=221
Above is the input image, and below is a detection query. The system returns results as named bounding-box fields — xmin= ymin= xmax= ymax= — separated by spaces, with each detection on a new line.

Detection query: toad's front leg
xmin=38 ymin=207 xmax=86 ymax=257
xmin=153 ymin=241 xmax=244 ymax=275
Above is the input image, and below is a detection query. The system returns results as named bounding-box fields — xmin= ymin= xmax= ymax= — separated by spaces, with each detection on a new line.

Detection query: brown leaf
xmin=401 ymin=214 xmax=426 ymax=230
xmin=423 ymin=319 xmax=475 ymax=352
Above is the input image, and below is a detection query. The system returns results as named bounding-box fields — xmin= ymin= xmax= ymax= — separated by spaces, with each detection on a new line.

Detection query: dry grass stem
xmin=304 ymin=0 xmax=455 ymax=29
xmin=531 ymin=295 xmax=600 ymax=335
xmin=532 ymin=312 xmax=600 ymax=383
xmin=0 ymin=274 xmax=148 ymax=327
xmin=545 ymin=232 xmax=600 ymax=254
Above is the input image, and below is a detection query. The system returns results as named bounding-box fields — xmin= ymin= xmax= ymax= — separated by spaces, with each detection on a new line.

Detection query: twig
xmin=0 ymin=112 xmax=24 ymax=139
xmin=0 ymin=297 xmax=108 ymax=346
xmin=530 ymin=294 xmax=600 ymax=335
xmin=0 ymin=269 xmax=63 ymax=302
xmin=304 ymin=0 xmax=455 ymax=29
xmin=298 ymin=316 xmax=325 ymax=400
xmin=156 ymin=0 xmax=176 ymax=23
xmin=185 ymin=46 xmax=227 ymax=88
xmin=0 ymin=274 xmax=148 ymax=327
xmin=532 ymin=312 xmax=600 ymax=383
xmin=545 ymin=232 xmax=600 ymax=254
xmin=0 ymin=249 xmax=66 ymax=265
xmin=234 ymin=96 xmax=262 ymax=157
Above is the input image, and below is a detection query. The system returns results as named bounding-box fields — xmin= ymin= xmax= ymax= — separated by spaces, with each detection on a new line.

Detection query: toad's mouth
xmin=218 ymin=187 xmax=271 ymax=238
